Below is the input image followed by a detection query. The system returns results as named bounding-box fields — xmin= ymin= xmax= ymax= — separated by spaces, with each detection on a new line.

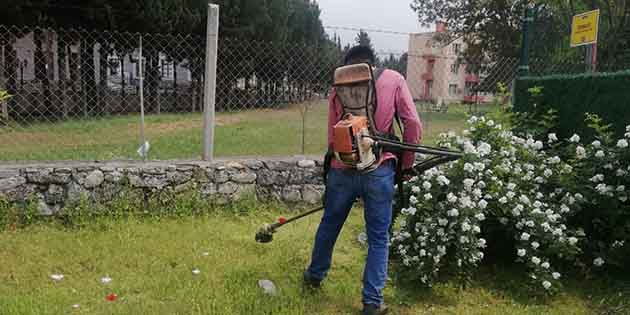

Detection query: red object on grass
xmin=278 ymin=217 xmax=287 ymax=225
xmin=106 ymin=293 xmax=117 ymax=302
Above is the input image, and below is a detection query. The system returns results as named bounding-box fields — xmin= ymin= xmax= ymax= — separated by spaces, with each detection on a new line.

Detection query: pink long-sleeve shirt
xmin=328 ymin=68 xmax=423 ymax=171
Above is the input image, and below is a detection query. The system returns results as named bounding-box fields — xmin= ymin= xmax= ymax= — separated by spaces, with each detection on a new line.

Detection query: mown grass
xmin=1 ymin=195 xmax=628 ymax=315
xmin=0 ymin=102 xmax=482 ymax=162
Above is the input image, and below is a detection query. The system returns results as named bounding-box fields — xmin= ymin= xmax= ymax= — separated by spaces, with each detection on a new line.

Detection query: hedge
xmin=513 ymin=70 xmax=630 ymax=140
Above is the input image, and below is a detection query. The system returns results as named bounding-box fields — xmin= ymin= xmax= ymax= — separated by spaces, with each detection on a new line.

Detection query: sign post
xmin=570 ymin=9 xmax=600 ymax=72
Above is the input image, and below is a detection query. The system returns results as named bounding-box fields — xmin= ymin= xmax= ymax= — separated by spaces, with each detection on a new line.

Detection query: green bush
xmin=514 ymin=71 xmax=630 ymax=141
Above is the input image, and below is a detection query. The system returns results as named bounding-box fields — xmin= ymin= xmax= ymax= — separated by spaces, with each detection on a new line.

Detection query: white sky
xmin=316 ymin=0 xmax=431 ymax=56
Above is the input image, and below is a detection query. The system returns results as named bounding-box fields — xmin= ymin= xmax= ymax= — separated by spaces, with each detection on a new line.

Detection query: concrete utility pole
xmin=202 ymin=3 xmax=219 ymax=161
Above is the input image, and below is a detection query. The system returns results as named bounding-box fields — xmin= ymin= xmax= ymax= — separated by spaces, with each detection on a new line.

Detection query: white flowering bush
xmin=550 ymin=115 xmax=630 ymax=269
xmin=391 ymin=112 xmax=630 ymax=294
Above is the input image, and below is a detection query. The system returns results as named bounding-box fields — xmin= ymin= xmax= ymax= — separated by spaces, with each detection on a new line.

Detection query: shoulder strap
xmin=375 ymin=68 xmax=404 ymax=136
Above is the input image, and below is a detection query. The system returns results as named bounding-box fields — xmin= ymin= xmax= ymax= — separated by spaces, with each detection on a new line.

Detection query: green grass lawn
xmin=1 ymin=204 xmax=628 ymax=315
xmin=0 ymin=102 xmax=483 ymax=162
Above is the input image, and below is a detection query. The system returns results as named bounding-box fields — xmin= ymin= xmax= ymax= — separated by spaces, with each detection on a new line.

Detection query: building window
xmin=449 ymin=84 xmax=458 ymax=96
xmin=453 ymin=43 xmax=461 ymax=54
xmin=161 ymin=61 xmax=174 ymax=79
xmin=450 ymin=63 xmax=459 ymax=74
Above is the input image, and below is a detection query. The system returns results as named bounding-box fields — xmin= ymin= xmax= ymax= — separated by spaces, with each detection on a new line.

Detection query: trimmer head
xmin=255 ymin=224 xmax=275 ymax=243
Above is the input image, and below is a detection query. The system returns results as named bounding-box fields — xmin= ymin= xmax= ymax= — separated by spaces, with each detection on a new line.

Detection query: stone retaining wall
xmin=0 ymin=158 xmax=325 ymax=214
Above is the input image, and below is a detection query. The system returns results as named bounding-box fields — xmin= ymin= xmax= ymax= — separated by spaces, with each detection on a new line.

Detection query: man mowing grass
xmin=302 ymin=45 xmax=422 ymax=315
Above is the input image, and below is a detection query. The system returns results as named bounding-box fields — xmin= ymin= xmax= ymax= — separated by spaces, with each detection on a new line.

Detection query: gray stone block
xmin=84 ymin=170 xmax=105 ymax=188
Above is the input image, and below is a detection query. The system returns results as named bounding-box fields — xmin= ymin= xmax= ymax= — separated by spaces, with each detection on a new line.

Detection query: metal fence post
xmin=139 ymin=34 xmax=147 ymax=162
xmin=202 ymin=3 xmax=219 ymax=161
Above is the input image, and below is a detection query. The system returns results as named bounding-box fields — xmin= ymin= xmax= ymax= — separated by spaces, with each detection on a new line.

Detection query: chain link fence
xmin=0 ymin=25 xmax=207 ymax=161
xmin=3 ymin=23 xmax=626 ymax=162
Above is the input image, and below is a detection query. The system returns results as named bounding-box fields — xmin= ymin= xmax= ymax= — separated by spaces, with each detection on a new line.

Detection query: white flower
xmin=463 ymin=179 xmax=475 ymax=191
xmin=507 ymin=183 xmax=516 ymax=190
xmin=590 ymin=174 xmax=605 ymax=183
xmin=595 ymin=150 xmax=605 ymax=158
xmin=519 ymin=195 xmax=531 ymax=205
xmin=521 ymin=232 xmax=531 ymax=241
xmin=447 ymin=193 xmax=458 ymax=203
xmin=478 ymin=200 xmax=488 ymax=209
xmin=473 ymin=225 xmax=481 ymax=233
xmin=438 ymin=218 xmax=448 ymax=226
xmin=592 ymin=140 xmax=601 ymax=148
xmin=541 ymin=262 xmax=550 ymax=269
xmin=459 ymin=196 xmax=473 ymax=208
xmin=411 ymin=186 xmax=421 ymax=194
xmin=475 ymin=213 xmax=486 ymax=221
xmin=407 ymin=207 xmax=417 ymax=215
xmin=477 ymin=142 xmax=492 ymax=157
xmin=548 ymin=133 xmax=558 ymax=142
xmin=419 ymin=249 xmax=426 ymax=256
xmin=552 ymin=272 xmax=561 ymax=280
xmin=576 ymin=146 xmax=586 ymax=159
xmin=487 ymin=120 xmax=495 ymax=126
xmin=543 ymin=169 xmax=553 ymax=178
xmin=422 ymin=181 xmax=432 ymax=190
xmin=409 ymin=196 xmax=418 ymax=205
xmin=437 ymin=175 xmax=450 ymax=186
xmin=500 ymin=217 xmax=509 ymax=225
xmin=506 ymin=191 xmax=516 ymax=199
xmin=468 ymin=116 xmax=478 ymax=124
xmin=543 ymin=281 xmax=552 ymax=290
xmin=548 ymin=156 xmax=561 ymax=164
xmin=517 ymin=249 xmax=526 ymax=257
xmin=499 ymin=197 xmax=508 ymax=204
xmin=459 ymin=236 xmax=469 ymax=244
xmin=533 ymin=141 xmax=543 ymax=150
xmin=593 ymin=257 xmax=605 ymax=267
xmin=617 ymin=169 xmax=628 ymax=177
xmin=424 ymin=193 xmax=433 ymax=200
xmin=531 ymin=256 xmax=541 ymax=265
xmin=192 ymin=268 xmax=201 ymax=275
xmin=525 ymin=220 xmax=535 ymax=227
xmin=570 ymin=134 xmax=581 ymax=143
xmin=531 ymin=241 xmax=540 ymax=249
xmin=618 ymin=139 xmax=629 ymax=148
xmin=478 ymin=238 xmax=487 ymax=248
xmin=461 ymin=222 xmax=471 ymax=232
xmin=618 ymin=186 xmax=626 ymax=192
xmin=568 ymin=237 xmax=578 ymax=245
xmin=447 ymin=209 xmax=460 ymax=217
xmin=464 ymin=163 xmax=474 ymax=173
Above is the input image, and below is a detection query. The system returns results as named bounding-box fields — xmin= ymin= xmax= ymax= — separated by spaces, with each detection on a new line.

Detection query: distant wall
xmin=0 ymin=158 xmax=325 ymax=215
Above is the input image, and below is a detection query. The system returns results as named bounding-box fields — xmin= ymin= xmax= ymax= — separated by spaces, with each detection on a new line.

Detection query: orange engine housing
xmin=333 ymin=114 xmax=369 ymax=163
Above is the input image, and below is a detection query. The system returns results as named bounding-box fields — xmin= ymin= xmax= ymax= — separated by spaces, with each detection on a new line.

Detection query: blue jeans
xmin=305 ymin=160 xmax=396 ymax=306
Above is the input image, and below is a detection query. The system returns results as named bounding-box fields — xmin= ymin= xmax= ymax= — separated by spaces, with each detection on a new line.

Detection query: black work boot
xmin=362 ymin=303 xmax=388 ymax=315
xmin=302 ymin=271 xmax=321 ymax=289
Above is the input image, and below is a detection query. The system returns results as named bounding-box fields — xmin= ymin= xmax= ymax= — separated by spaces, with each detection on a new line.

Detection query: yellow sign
xmin=571 ymin=9 xmax=600 ymax=47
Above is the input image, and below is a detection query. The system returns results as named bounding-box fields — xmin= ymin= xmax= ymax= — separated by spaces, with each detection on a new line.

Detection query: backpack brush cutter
xmin=255 ymin=63 xmax=464 ymax=244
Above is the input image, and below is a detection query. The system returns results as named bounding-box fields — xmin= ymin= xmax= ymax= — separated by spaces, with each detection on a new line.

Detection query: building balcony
xmin=463 ymin=95 xmax=485 ymax=103
xmin=465 ymin=74 xmax=480 ymax=83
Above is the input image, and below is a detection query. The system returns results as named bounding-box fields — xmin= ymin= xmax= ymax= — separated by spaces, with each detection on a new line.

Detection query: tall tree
xmin=354 ymin=29 xmax=374 ymax=51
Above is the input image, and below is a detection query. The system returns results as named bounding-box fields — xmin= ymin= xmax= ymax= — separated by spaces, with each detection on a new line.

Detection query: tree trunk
xmin=173 ymin=60 xmax=177 ymax=111
xmin=80 ymin=34 xmax=97 ymax=118
xmin=2 ymin=33 xmax=17 ymax=123
xmin=57 ymin=33 xmax=68 ymax=120
xmin=99 ymin=41 xmax=109 ymax=116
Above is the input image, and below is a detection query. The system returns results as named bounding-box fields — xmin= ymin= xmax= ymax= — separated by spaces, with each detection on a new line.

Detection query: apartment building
xmin=406 ymin=22 xmax=485 ymax=104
